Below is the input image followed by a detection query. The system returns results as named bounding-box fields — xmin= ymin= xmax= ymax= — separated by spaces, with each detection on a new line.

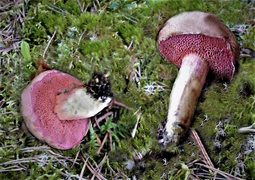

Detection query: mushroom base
xmin=159 ymin=54 xmax=209 ymax=147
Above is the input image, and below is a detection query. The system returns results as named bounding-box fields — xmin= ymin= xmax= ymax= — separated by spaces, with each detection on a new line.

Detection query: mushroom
xmin=21 ymin=70 xmax=90 ymax=150
xmin=54 ymin=73 xmax=112 ymax=120
xmin=156 ymin=11 xmax=239 ymax=146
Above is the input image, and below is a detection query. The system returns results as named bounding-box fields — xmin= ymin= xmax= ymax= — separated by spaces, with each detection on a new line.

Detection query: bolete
xmin=21 ymin=70 xmax=112 ymax=149
xmin=54 ymin=73 xmax=112 ymax=120
xmin=156 ymin=11 xmax=239 ymax=146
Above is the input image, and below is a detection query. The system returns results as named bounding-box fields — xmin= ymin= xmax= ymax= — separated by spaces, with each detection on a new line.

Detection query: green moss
xmin=1 ymin=0 xmax=255 ymax=179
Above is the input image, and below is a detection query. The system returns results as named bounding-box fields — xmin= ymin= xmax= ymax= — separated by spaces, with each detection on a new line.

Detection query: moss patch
xmin=1 ymin=0 xmax=255 ymax=179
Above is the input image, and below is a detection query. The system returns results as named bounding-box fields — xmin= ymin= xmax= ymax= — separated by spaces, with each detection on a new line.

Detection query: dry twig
xmin=112 ymin=99 xmax=132 ymax=110
xmin=79 ymin=157 xmax=89 ymax=180
xmin=97 ymin=133 xmax=109 ymax=154
xmin=195 ymin=163 xmax=245 ymax=180
xmin=42 ymin=27 xmax=57 ymax=60
xmin=191 ymin=129 xmax=214 ymax=168
xmin=71 ymin=150 xmax=80 ymax=169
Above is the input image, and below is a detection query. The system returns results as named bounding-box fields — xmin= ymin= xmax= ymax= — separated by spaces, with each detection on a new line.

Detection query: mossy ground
xmin=1 ymin=0 xmax=255 ymax=179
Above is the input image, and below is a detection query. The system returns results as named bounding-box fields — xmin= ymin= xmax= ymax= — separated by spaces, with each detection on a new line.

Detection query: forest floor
xmin=1 ymin=0 xmax=255 ymax=179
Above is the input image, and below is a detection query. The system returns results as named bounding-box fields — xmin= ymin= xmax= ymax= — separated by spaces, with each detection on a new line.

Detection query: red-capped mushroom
xmin=21 ymin=70 xmax=90 ymax=150
xmin=157 ymin=11 xmax=239 ymax=145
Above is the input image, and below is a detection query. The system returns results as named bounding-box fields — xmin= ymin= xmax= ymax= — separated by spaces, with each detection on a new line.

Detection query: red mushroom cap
xmin=21 ymin=70 xmax=90 ymax=150
xmin=157 ymin=11 xmax=239 ymax=80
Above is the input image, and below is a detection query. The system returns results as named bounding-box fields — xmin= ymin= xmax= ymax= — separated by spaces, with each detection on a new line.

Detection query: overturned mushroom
xmin=157 ymin=11 xmax=239 ymax=146
xmin=21 ymin=70 xmax=112 ymax=149
xmin=54 ymin=73 xmax=112 ymax=120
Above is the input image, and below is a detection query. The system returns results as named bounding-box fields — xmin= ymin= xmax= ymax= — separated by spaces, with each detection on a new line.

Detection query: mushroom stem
xmin=165 ymin=54 xmax=209 ymax=143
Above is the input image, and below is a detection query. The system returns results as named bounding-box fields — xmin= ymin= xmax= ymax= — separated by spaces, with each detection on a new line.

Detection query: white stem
xmin=165 ymin=54 xmax=209 ymax=143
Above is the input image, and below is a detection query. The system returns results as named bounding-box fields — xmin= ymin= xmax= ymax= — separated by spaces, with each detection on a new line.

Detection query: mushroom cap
xmin=21 ymin=70 xmax=90 ymax=150
xmin=157 ymin=11 xmax=239 ymax=80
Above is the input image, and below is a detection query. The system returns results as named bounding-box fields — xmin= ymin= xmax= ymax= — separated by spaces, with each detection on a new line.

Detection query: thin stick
xmin=94 ymin=116 xmax=101 ymax=129
xmin=98 ymin=153 xmax=108 ymax=172
xmin=96 ymin=0 xmax=101 ymax=8
xmin=71 ymin=150 xmax=80 ymax=169
xmin=131 ymin=109 xmax=141 ymax=138
xmin=84 ymin=3 xmax=90 ymax=13
xmin=109 ymin=132 xmax=113 ymax=151
xmin=42 ymin=27 xmax=57 ymax=60
xmin=19 ymin=146 xmax=50 ymax=152
xmin=238 ymin=122 xmax=255 ymax=133
xmin=195 ymin=163 xmax=245 ymax=180
xmin=78 ymin=31 xmax=85 ymax=45
xmin=76 ymin=0 xmax=84 ymax=13
xmin=187 ymin=159 xmax=200 ymax=167
xmin=0 ymin=157 xmax=39 ymax=166
xmin=113 ymin=99 xmax=132 ymax=110
xmin=93 ymin=2 xmax=97 ymax=13
xmin=47 ymin=150 xmax=79 ymax=164
xmin=53 ymin=157 xmax=71 ymax=171
xmin=0 ymin=167 xmax=26 ymax=173
xmin=99 ymin=1 xmax=110 ymax=13
xmin=95 ymin=133 xmax=102 ymax=145
xmin=0 ymin=2 xmax=14 ymax=10
xmin=122 ymin=15 xmax=138 ymax=23
xmin=97 ymin=133 xmax=108 ymax=154
xmin=88 ymin=161 xmax=107 ymax=180
xmin=95 ymin=112 xmax=113 ymax=126
xmin=86 ymin=163 xmax=100 ymax=180
xmin=191 ymin=129 xmax=214 ymax=168
xmin=128 ymin=36 xmax=134 ymax=50
xmin=80 ymin=156 xmax=106 ymax=180
xmin=79 ymin=157 xmax=89 ymax=180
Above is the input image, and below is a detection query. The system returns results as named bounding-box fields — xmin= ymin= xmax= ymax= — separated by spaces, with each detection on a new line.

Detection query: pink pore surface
xmin=28 ymin=71 xmax=89 ymax=150
xmin=157 ymin=34 xmax=236 ymax=80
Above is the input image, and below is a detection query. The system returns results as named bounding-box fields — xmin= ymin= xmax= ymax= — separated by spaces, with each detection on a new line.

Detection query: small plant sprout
xmin=21 ymin=41 xmax=31 ymax=61
xmin=142 ymin=82 xmax=164 ymax=95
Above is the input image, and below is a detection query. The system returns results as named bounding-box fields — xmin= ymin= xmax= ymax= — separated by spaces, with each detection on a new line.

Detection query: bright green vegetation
xmin=1 ymin=0 xmax=255 ymax=179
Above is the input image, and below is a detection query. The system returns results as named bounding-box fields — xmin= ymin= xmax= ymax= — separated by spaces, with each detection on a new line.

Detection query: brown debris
xmin=190 ymin=129 xmax=214 ymax=168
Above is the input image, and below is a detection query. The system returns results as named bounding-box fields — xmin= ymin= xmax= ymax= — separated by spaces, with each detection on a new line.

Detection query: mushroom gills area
xmin=22 ymin=70 xmax=90 ymax=150
xmin=158 ymin=34 xmax=235 ymax=80
xmin=54 ymin=87 xmax=112 ymax=120
xmin=166 ymin=54 xmax=209 ymax=143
